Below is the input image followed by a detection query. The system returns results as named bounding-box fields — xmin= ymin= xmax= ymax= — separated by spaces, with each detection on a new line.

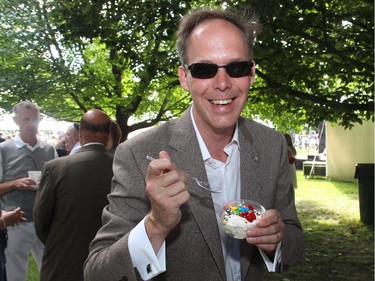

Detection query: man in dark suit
xmin=34 ymin=109 xmax=113 ymax=281
xmin=85 ymin=7 xmax=304 ymax=281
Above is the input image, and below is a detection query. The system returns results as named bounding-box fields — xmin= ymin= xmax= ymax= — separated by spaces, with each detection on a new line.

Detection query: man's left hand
xmin=245 ymin=209 xmax=284 ymax=256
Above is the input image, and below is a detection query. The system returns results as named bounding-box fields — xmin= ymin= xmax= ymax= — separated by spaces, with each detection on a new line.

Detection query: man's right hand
xmin=145 ymin=150 xmax=190 ymax=253
xmin=0 ymin=178 xmax=37 ymax=195
xmin=15 ymin=177 xmax=37 ymax=191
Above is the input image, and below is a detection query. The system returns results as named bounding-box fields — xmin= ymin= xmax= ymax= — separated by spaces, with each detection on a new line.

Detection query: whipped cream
xmin=219 ymin=200 xmax=263 ymax=239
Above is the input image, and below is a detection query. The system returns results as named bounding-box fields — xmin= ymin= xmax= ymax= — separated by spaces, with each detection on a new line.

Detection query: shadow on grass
xmin=264 ymin=199 xmax=374 ymax=281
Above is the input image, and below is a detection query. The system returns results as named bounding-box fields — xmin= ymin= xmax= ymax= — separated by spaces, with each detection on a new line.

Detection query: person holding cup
xmin=0 ymin=101 xmax=57 ymax=281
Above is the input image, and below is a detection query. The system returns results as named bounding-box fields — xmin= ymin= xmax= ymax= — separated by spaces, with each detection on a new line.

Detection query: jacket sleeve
xmin=33 ymin=164 xmax=56 ymax=244
xmin=276 ymin=135 xmax=305 ymax=271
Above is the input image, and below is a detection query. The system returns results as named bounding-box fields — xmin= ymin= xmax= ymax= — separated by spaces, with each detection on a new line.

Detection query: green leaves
xmin=246 ymin=0 xmax=374 ymax=129
xmin=0 ymin=0 xmax=373 ymax=139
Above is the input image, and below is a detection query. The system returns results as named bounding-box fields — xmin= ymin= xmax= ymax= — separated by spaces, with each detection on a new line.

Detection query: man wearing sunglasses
xmin=85 ymin=7 xmax=304 ymax=281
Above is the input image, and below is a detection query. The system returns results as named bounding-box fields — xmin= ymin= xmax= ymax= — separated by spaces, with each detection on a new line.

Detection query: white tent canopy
xmin=326 ymin=120 xmax=374 ymax=181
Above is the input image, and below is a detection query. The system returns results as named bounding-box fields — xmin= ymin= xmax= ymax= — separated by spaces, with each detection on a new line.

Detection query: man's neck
xmin=190 ymin=106 xmax=235 ymax=162
xmin=19 ymin=133 xmax=37 ymax=147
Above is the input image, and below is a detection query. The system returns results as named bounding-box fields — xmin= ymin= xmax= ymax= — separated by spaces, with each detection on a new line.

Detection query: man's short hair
xmin=177 ymin=7 xmax=260 ymax=65
xmin=12 ymin=101 xmax=40 ymax=116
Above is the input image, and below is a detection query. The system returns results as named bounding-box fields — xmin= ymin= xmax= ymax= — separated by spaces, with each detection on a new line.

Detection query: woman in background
xmin=106 ymin=120 xmax=122 ymax=154
xmin=285 ymin=133 xmax=298 ymax=189
xmin=0 ymin=207 xmax=26 ymax=281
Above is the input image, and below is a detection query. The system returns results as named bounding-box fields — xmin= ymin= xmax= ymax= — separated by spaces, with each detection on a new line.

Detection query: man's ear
xmin=178 ymin=66 xmax=190 ymax=91
xmin=12 ymin=117 xmax=19 ymax=126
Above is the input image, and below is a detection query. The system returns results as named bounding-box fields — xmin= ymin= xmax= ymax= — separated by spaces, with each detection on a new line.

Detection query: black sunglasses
xmin=184 ymin=61 xmax=253 ymax=79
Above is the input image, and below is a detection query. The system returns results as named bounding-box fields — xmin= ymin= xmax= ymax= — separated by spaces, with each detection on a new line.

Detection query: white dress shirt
xmin=69 ymin=141 xmax=81 ymax=155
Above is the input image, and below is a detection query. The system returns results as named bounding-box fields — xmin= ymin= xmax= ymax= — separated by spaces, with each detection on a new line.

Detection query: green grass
xmin=264 ymin=171 xmax=374 ymax=281
xmin=27 ymin=254 xmax=39 ymax=281
xmin=26 ymin=171 xmax=374 ymax=281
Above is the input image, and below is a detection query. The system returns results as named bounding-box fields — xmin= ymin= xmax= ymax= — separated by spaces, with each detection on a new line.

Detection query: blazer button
xmin=118 ymin=277 xmax=128 ymax=281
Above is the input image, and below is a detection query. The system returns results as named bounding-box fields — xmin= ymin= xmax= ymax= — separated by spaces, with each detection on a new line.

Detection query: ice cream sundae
xmin=219 ymin=200 xmax=265 ymax=239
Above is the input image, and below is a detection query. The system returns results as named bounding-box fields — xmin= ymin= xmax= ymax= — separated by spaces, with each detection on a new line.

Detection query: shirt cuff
xmin=259 ymin=241 xmax=282 ymax=272
xmin=128 ymin=217 xmax=166 ymax=280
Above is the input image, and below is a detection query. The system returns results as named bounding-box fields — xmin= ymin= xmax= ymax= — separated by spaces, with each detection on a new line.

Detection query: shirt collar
xmin=83 ymin=142 xmax=105 ymax=147
xmin=190 ymin=105 xmax=239 ymax=162
xmin=14 ymin=134 xmax=44 ymax=150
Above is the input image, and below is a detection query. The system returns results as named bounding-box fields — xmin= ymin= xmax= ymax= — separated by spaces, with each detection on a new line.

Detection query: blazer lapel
xmin=238 ymin=117 xmax=264 ymax=276
xmin=167 ymin=110 xmax=226 ymax=279
xmin=239 ymin=117 xmax=263 ymax=203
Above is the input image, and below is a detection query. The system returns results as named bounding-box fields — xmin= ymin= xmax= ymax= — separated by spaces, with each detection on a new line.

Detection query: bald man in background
xmin=33 ymin=109 xmax=114 ymax=281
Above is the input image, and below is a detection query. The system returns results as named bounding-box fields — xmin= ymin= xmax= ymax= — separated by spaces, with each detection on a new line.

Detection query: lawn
xmin=264 ymin=171 xmax=374 ymax=281
xmin=27 ymin=171 xmax=374 ymax=281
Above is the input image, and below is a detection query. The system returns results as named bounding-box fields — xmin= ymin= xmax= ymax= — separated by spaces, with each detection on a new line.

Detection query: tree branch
xmin=256 ymin=69 xmax=374 ymax=111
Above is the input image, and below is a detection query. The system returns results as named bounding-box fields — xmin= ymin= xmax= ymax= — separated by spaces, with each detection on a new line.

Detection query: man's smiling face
xmin=178 ymin=18 xmax=255 ymax=136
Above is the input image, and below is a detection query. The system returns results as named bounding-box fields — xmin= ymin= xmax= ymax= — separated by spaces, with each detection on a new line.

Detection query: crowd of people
xmin=0 ymin=102 xmax=122 ymax=281
xmin=0 ymin=6 xmax=304 ymax=281
xmin=0 ymin=116 xmax=122 ymax=158
xmin=293 ymin=131 xmax=320 ymax=152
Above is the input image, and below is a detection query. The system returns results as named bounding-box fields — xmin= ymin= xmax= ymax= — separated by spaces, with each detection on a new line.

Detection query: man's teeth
xmin=211 ymin=99 xmax=233 ymax=105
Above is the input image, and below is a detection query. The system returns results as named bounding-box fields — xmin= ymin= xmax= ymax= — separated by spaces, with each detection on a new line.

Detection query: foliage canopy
xmin=0 ymin=0 xmax=373 ymax=139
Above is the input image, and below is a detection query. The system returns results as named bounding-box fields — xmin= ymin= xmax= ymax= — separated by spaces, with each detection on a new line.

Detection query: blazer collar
xmin=75 ymin=143 xmax=106 ymax=154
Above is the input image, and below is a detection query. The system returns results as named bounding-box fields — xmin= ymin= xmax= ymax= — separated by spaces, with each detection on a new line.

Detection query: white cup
xmin=28 ymin=171 xmax=42 ymax=189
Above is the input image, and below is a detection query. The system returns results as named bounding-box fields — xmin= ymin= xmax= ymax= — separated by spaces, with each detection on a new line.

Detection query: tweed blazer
xmin=34 ymin=144 xmax=113 ymax=281
xmin=84 ymin=110 xmax=304 ymax=281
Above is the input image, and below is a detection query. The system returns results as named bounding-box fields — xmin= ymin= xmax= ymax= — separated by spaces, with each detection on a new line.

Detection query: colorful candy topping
xmin=223 ymin=202 xmax=260 ymax=223
xmin=220 ymin=200 xmax=264 ymax=239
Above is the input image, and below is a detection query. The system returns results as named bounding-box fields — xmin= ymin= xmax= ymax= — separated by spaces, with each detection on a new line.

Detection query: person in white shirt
xmin=0 ymin=101 xmax=57 ymax=281
xmin=85 ymin=7 xmax=304 ymax=281
xmin=65 ymin=123 xmax=81 ymax=155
